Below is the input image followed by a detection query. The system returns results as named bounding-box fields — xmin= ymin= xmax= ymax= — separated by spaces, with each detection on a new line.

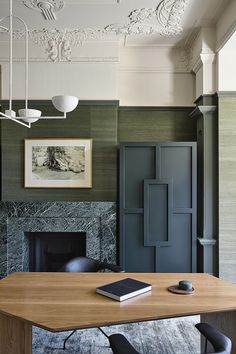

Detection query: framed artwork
xmin=24 ymin=138 xmax=92 ymax=188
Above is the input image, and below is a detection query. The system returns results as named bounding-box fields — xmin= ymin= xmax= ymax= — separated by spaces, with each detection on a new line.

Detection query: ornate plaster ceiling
xmin=0 ymin=0 xmax=228 ymax=46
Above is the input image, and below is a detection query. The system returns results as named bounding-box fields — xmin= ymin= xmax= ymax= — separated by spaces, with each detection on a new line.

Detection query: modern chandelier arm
xmin=35 ymin=113 xmax=67 ymax=119
xmin=0 ymin=111 xmax=31 ymax=128
xmin=0 ymin=114 xmax=66 ymax=120
xmin=0 ymin=0 xmax=79 ymax=128
xmin=10 ymin=15 xmax=29 ymax=112
xmin=10 ymin=0 xmax=13 ymax=111
xmin=0 ymin=13 xmax=29 ymax=112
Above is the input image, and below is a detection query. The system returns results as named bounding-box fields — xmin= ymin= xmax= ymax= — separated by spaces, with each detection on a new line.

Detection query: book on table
xmin=96 ymin=277 xmax=152 ymax=302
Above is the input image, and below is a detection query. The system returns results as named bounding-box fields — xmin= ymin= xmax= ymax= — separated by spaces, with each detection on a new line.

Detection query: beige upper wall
xmin=0 ymin=40 xmax=195 ymax=106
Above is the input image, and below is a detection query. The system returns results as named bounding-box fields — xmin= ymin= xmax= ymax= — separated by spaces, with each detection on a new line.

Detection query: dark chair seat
xmin=109 ymin=334 xmax=140 ymax=354
xmin=60 ymin=256 xmax=124 ymax=273
xmin=195 ymin=322 xmax=232 ymax=354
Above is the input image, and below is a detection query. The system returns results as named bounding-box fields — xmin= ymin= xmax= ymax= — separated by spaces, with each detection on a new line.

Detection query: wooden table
xmin=0 ymin=272 xmax=235 ymax=354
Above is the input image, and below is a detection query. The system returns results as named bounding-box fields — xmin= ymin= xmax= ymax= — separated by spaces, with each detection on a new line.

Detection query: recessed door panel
xmin=159 ymin=214 xmax=192 ymax=272
xmin=123 ymin=146 xmax=155 ymax=209
xmin=160 ymin=146 xmax=192 ymax=208
xmin=124 ymin=214 xmax=155 ymax=272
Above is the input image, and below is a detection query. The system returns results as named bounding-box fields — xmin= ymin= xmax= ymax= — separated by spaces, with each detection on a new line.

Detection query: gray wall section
xmin=0 ymin=103 xmax=196 ymax=201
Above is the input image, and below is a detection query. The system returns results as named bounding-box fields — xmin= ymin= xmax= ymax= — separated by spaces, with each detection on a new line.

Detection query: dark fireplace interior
xmin=26 ymin=232 xmax=86 ymax=272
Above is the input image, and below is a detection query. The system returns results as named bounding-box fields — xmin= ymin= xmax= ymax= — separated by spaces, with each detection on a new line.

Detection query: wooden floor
xmin=33 ymin=316 xmax=200 ymax=354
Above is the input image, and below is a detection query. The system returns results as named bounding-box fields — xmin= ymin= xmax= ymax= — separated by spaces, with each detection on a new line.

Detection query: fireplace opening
xmin=26 ymin=232 xmax=86 ymax=272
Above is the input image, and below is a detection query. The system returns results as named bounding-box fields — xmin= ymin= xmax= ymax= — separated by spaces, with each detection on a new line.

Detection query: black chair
xmin=108 ymin=333 xmax=140 ymax=354
xmin=108 ymin=322 xmax=232 ymax=354
xmin=60 ymin=256 xmax=124 ymax=273
xmin=60 ymin=256 xmax=124 ymax=350
xmin=195 ymin=322 xmax=232 ymax=354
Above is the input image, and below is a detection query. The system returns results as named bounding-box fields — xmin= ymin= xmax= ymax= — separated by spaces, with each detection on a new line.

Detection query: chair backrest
xmin=60 ymin=256 xmax=124 ymax=272
xmin=109 ymin=334 xmax=140 ymax=354
xmin=195 ymin=323 xmax=232 ymax=354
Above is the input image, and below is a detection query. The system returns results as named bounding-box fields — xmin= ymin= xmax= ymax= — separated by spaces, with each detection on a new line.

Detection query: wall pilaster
xmin=190 ymin=95 xmax=218 ymax=275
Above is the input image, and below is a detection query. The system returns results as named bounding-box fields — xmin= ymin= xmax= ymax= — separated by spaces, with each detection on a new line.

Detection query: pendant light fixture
xmin=0 ymin=0 xmax=78 ymax=128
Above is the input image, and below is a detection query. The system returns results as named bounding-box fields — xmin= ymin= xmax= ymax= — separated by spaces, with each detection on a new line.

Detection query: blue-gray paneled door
xmin=119 ymin=142 xmax=197 ymax=272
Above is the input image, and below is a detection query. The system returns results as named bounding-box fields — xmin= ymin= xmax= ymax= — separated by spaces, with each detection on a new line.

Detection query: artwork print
xmin=25 ymin=139 xmax=92 ymax=188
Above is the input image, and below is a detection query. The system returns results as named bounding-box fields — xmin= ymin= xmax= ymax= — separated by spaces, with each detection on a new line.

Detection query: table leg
xmin=201 ymin=311 xmax=236 ymax=354
xmin=0 ymin=313 xmax=32 ymax=354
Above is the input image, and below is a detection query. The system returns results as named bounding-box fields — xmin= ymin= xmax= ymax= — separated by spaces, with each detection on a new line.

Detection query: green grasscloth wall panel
xmin=118 ymin=107 xmax=196 ymax=142
xmin=0 ymin=102 xmax=196 ymax=201
xmin=0 ymin=101 xmax=118 ymax=201
xmin=218 ymin=94 xmax=236 ymax=282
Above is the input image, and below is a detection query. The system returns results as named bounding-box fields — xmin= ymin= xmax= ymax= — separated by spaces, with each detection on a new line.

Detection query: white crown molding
xmin=191 ymin=56 xmax=203 ymax=73
xmin=23 ymin=0 xmax=65 ymax=21
xmin=122 ymin=43 xmax=176 ymax=48
xmin=7 ymin=30 xmax=192 ymax=66
xmin=0 ymin=56 xmax=119 ymax=63
xmin=119 ymin=66 xmax=192 ymax=74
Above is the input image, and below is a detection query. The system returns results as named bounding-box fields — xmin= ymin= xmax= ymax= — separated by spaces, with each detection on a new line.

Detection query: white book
xmin=96 ymin=277 xmax=152 ymax=302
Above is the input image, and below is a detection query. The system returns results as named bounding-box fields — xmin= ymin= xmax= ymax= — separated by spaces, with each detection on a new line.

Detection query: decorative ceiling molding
xmin=5 ymin=0 xmax=188 ymax=62
xmin=12 ymin=28 xmax=104 ymax=61
xmin=23 ymin=0 xmax=65 ymax=20
xmin=173 ymin=46 xmax=192 ymax=71
xmin=105 ymin=0 xmax=188 ymax=36
xmin=0 ymin=26 xmax=8 ymax=33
